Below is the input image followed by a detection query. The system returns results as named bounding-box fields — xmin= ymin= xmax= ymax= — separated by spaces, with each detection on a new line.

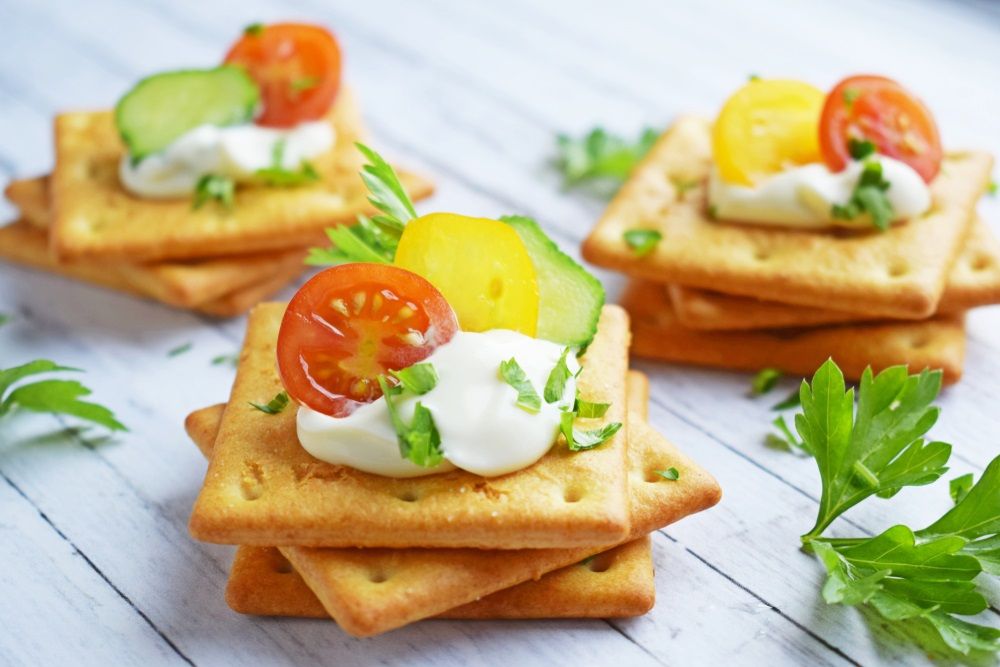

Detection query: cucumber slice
xmin=500 ymin=215 xmax=605 ymax=348
xmin=115 ymin=66 xmax=260 ymax=159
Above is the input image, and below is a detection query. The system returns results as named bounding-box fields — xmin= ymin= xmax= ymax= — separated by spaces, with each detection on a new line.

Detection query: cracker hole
xmin=563 ymin=486 xmax=586 ymax=503
xmin=396 ymin=489 xmax=419 ymax=503
xmin=910 ymin=335 xmax=931 ymax=350
xmin=887 ymin=261 xmax=910 ymax=278
xmin=240 ymin=461 xmax=265 ymax=501
xmin=970 ymin=255 xmax=993 ymax=272
xmin=272 ymin=556 xmax=294 ymax=575
xmin=586 ymin=553 xmax=616 ymax=573
xmin=368 ymin=569 xmax=390 ymax=584
xmin=752 ymin=248 xmax=772 ymax=262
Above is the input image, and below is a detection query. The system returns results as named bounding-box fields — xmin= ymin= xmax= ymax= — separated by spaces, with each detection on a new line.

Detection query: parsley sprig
xmin=783 ymin=359 xmax=1000 ymax=655
xmin=377 ymin=375 xmax=444 ymax=467
xmin=250 ymin=391 xmax=289 ymax=415
xmin=256 ymin=139 xmax=321 ymax=187
xmin=555 ymin=127 xmax=658 ymax=189
xmin=831 ymin=160 xmax=894 ymax=231
xmin=193 ymin=174 xmax=235 ymax=210
xmin=0 ymin=360 xmax=125 ymax=431
xmin=623 ymin=229 xmax=662 ymax=256
xmin=499 ymin=358 xmax=542 ymax=414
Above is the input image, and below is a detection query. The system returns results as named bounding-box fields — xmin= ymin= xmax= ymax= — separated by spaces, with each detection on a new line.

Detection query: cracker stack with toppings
xmin=0 ymin=22 xmax=433 ymax=316
xmin=184 ymin=144 xmax=721 ymax=637
xmin=582 ymin=76 xmax=996 ymax=384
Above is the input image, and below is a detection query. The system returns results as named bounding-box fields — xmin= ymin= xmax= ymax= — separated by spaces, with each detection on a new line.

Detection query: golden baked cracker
xmin=190 ymin=375 xmax=655 ymax=622
xmin=185 ymin=372 xmax=716 ymax=636
xmin=3 ymin=177 xmax=48 ymax=229
xmin=189 ymin=304 xmax=634 ymax=550
xmin=582 ymin=116 xmax=993 ymax=319
xmin=670 ymin=217 xmax=1000 ymax=330
xmin=0 ymin=221 xmax=305 ymax=312
xmin=50 ymin=88 xmax=435 ymax=262
xmin=623 ymin=280 xmax=966 ymax=385
xmin=224 ymin=538 xmax=654 ymax=621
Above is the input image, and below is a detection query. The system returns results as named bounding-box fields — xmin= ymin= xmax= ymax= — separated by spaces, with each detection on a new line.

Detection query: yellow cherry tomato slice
xmin=712 ymin=79 xmax=825 ymax=186
xmin=394 ymin=213 xmax=540 ymax=335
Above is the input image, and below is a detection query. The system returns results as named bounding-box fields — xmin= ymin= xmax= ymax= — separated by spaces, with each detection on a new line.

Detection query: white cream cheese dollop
xmin=296 ymin=330 xmax=579 ymax=478
xmin=119 ymin=121 xmax=334 ymax=198
xmin=708 ymin=156 xmax=931 ymax=229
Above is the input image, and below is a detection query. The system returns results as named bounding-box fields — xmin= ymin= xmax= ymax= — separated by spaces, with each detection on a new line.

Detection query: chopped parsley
xmin=654 ymin=467 xmax=680 ymax=481
xmin=847 ymin=138 xmax=876 ymax=160
xmin=167 ymin=342 xmax=192 ymax=357
xmin=750 ymin=368 xmax=781 ymax=396
xmin=543 ymin=348 xmax=573 ymax=404
xmin=843 ymin=87 xmax=861 ymax=108
xmin=499 ymin=358 xmax=541 ymax=414
xmin=244 ymin=23 xmax=264 ymax=36
xmin=249 ymin=391 xmax=289 ymax=415
xmin=560 ymin=412 xmax=623 ymax=451
xmin=211 ymin=353 xmax=239 ymax=367
xmin=988 ymin=181 xmax=997 ymax=197
xmin=255 ymin=139 xmax=321 ymax=187
xmin=391 ymin=363 xmax=438 ymax=395
xmin=290 ymin=75 xmax=321 ymax=94
xmin=574 ymin=397 xmax=610 ymax=419
xmin=623 ymin=229 xmax=662 ymax=256
xmin=0 ymin=359 xmax=126 ymax=431
xmin=377 ymin=375 xmax=444 ymax=467
xmin=830 ymin=160 xmax=894 ymax=231
xmin=193 ymin=174 xmax=235 ymax=210
xmin=0 ymin=313 xmax=10 ymax=328
xmin=554 ymin=126 xmax=658 ymax=189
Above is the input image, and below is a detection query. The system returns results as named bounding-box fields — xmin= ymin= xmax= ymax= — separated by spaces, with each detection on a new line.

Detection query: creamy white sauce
xmin=296 ymin=330 xmax=579 ymax=478
xmin=119 ymin=121 xmax=334 ymax=198
xmin=708 ymin=156 xmax=931 ymax=229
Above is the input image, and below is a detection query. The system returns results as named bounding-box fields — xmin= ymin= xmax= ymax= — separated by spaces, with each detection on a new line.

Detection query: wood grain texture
xmin=1 ymin=0 xmax=999 ymax=664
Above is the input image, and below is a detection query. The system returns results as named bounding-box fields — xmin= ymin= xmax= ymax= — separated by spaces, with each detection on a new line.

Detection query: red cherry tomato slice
xmin=819 ymin=75 xmax=942 ymax=183
xmin=224 ymin=23 xmax=341 ymax=128
xmin=277 ymin=264 xmax=459 ymax=417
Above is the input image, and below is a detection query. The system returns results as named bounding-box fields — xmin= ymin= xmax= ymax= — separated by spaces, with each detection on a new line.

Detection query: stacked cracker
xmin=0 ymin=90 xmax=433 ymax=316
xmin=583 ymin=117 xmax=997 ymax=384
xmin=186 ymin=303 xmax=721 ymax=636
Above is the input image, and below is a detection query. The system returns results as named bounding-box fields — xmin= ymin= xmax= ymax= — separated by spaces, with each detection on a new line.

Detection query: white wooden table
xmin=1 ymin=1 xmax=999 ymax=664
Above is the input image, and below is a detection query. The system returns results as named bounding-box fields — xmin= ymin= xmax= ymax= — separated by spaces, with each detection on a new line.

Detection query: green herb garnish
xmin=544 ymin=348 xmax=573 ymax=404
xmin=843 ymin=87 xmax=861 ymax=108
xmin=555 ymin=127 xmax=658 ymax=188
xmin=377 ymin=375 xmax=444 ymax=467
xmin=654 ymin=467 xmax=680 ymax=481
xmin=949 ymin=473 xmax=974 ymax=506
xmin=831 ymin=160 xmax=894 ymax=231
xmin=750 ymin=368 xmax=782 ymax=396
xmin=193 ymin=174 xmax=235 ymax=210
xmin=211 ymin=353 xmax=239 ymax=367
xmin=290 ymin=75 xmax=321 ymax=94
xmin=988 ymin=181 xmax=997 ymax=197
xmin=748 ymin=73 xmax=761 ymax=82
xmin=0 ymin=360 xmax=126 ymax=431
xmin=391 ymin=363 xmax=438 ymax=395
xmin=250 ymin=391 xmax=289 ymax=415
xmin=244 ymin=23 xmax=264 ymax=36
xmin=499 ymin=358 xmax=541 ymax=414
xmin=357 ymin=142 xmax=417 ymax=233
xmin=574 ymin=398 xmax=610 ymax=419
xmin=167 ymin=342 xmax=192 ymax=357
xmin=560 ymin=411 xmax=623 ymax=451
xmin=779 ymin=359 xmax=1000 ymax=655
xmin=623 ymin=229 xmax=662 ymax=256
xmin=847 ymin=138 xmax=876 ymax=160
xmin=255 ymin=139 xmax=321 ymax=187
xmin=0 ymin=313 xmax=10 ymax=327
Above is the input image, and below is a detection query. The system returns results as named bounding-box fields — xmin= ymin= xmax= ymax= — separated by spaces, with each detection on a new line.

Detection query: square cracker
xmin=191 ymin=371 xmax=656 ymax=622
xmin=50 ymin=88 xmax=434 ymax=262
xmin=190 ymin=304 xmax=634 ymax=550
xmin=0 ymin=220 xmax=305 ymax=315
xmin=582 ymin=116 xmax=993 ymax=319
xmin=185 ymin=372 xmax=719 ymax=636
xmin=3 ymin=177 xmax=48 ymax=229
xmin=669 ymin=217 xmax=1000 ymax=331
xmin=622 ymin=280 xmax=966 ymax=384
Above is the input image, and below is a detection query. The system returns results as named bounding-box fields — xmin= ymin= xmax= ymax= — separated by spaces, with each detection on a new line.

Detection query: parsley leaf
xmin=847 ymin=138 xmax=876 ymax=160
xmin=544 ymin=348 xmax=573 ymax=404
xmin=574 ymin=397 xmax=610 ymax=419
xmin=623 ymin=229 xmax=662 ymax=256
xmin=391 ymin=363 xmax=438 ymax=395
xmin=356 ymin=142 xmax=417 ymax=233
xmin=377 ymin=375 xmax=444 ymax=467
xmin=949 ymin=473 xmax=974 ymax=506
xmin=255 ymin=139 xmax=321 ymax=187
xmin=0 ymin=313 xmax=11 ymax=328
xmin=250 ymin=391 xmax=289 ymax=415
xmin=830 ymin=160 xmax=894 ymax=231
xmin=167 ymin=342 xmax=192 ymax=357
xmin=244 ymin=23 xmax=264 ymax=36
xmin=772 ymin=387 xmax=802 ymax=411
xmin=0 ymin=360 xmax=125 ymax=431
xmin=290 ymin=75 xmax=321 ymax=94
xmin=654 ymin=467 xmax=680 ymax=481
xmin=988 ymin=181 xmax=997 ymax=197
xmin=306 ymin=215 xmax=398 ymax=266
xmin=499 ymin=358 xmax=541 ymax=414
xmin=560 ymin=411 xmax=623 ymax=451
xmin=766 ymin=414 xmax=810 ymax=455
xmin=555 ymin=126 xmax=658 ymax=188
xmin=798 ymin=361 xmax=949 ymax=540
xmin=750 ymin=368 xmax=782 ymax=396
xmin=193 ymin=174 xmax=235 ymax=210
xmin=211 ymin=353 xmax=239 ymax=367
xmin=843 ymin=87 xmax=861 ymax=108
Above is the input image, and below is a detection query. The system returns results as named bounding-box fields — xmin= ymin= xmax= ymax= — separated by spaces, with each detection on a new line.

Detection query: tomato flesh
xmin=819 ymin=75 xmax=942 ymax=183
xmin=277 ymin=264 xmax=458 ymax=417
xmin=224 ymin=23 xmax=341 ymax=128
